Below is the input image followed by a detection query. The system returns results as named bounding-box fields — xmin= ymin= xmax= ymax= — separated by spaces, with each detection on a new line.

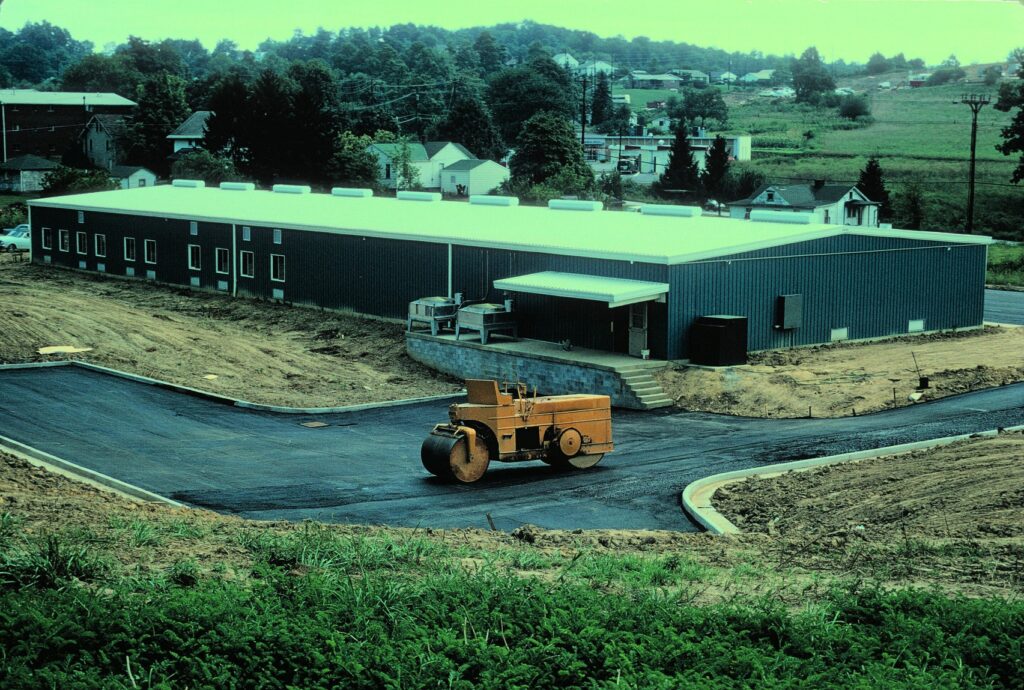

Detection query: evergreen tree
xmin=473 ymin=31 xmax=506 ymax=74
xmin=125 ymin=73 xmax=191 ymax=176
xmin=654 ymin=122 xmax=701 ymax=200
xmin=857 ymin=158 xmax=893 ymax=220
xmin=326 ymin=131 xmax=381 ymax=187
xmin=430 ymin=85 xmax=506 ymax=161
xmin=995 ymin=48 xmax=1024 ymax=184
xmin=204 ymin=72 xmax=252 ymax=165
xmin=590 ymin=72 xmax=613 ymax=127
xmin=245 ymin=69 xmax=299 ymax=183
xmin=509 ymin=111 xmax=592 ymax=188
xmin=791 ymin=47 xmax=835 ymax=104
xmin=487 ymin=56 xmax=576 ymax=147
xmin=701 ymin=135 xmax=730 ymax=201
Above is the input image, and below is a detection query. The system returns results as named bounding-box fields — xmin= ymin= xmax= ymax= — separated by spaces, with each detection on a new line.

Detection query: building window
xmin=766 ymin=191 xmax=774 ymax=202
xmin=77 ymin=211 xmax=85 ymax=224
xmin=95 ymin=233 xmax=106 ymax=258
xmin=138 ymin=178 xmax=146 ymax=187
xmin=190 ymin=221 xmax=198 ymax=236
xmin=271 ymin=254 xmax=285 ymax=283
xmin=242 ymin=226 xmax=251 ymax=241
xmin=215 ymin=247 xmax=229 ymax=274
xmin=385 ymin=163 xmax=392 ymax=179
xmin=144 ymin=239 xmax=157 ymax=264
xmin=41 ymin=227 xmax=52 ymax=250
xmin=239 ymin=250 xmax=254 ymax=278
xmin=188 ymin=244 xmax=201 ymax=270
xmin=124 ymin=237 xmax=136 ymax=261
xmin=273 ymin=228 xmax=282 ymax=245
xmin=451 ymin=175 xmax=456 ymax=183
xmin=58 ymin=229 xmax=69 ymax=252
xmin=824 ymin=210 xmax=831 ymax=224
xmin=49 ymin=126 xmax=55 ymax=133
xmin=75 ymin=232 xmax=87 ymax=255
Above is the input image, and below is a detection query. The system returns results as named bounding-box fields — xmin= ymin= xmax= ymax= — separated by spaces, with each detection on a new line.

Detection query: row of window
xmin=41 ymin=228 xmax=284 ymax=282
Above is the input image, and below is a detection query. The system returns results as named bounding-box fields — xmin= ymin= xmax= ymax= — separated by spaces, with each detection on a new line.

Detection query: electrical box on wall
xmin=775 ymin=294 xmax=802 ymax=330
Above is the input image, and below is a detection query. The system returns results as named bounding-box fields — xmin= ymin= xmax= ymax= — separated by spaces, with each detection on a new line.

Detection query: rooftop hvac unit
xmin=469 ymin=195 xmax=519 ymax=207
xmin=749 ymin=210 xmax=814 ymax=225
xmin=172 ymin=179 xmax=205 ymax=188
xmin=456 ymin=302 xmax=517 ymax=345
xmin=397 ymin=191 xmax=442 ymax=202
xmin=272 ymin=184 xmax=311 ymax=194
xmin=407 ymin=295 xmax=461 ymax=336
xmin=219 ymin=182 xmax=255 ymax=191
xmin=332 ymin=187 xmax=374 ymax=198
xmin=548 ymin=199 xmax=603 ymax=212
xmin=688 ymin=315 xmax=748 ymax=366
xmin=640 ymin=204 xmax=702 ymax=218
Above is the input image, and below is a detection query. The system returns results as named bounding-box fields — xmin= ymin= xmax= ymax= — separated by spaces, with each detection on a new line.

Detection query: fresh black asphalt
xmin=1 ymin=366 xmax=1022 ymax=532
xmin=985 ymin=288 xmax=1024 ymax=325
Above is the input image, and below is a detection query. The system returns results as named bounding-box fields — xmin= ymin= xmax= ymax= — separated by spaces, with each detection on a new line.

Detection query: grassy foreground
xmin=2 ymin=514 xmax=1022 ymax=689
xmin=988 ymin=243 xmax=1024 ymax=287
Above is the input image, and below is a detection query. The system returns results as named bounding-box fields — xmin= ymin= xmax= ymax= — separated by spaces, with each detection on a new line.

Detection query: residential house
xmin=81 ymin=114 xmax=129 ymax=170
xmin=739 ymin=69 xmax=776 ymax=84
xmin=628 ymin=72 xmax=682 ymax=89
xmin=576 ymin=60 xmax=615 ymax=76
xmin=440 ymin=159 xmax=510 ymax=196
xmin=646 ymin=99 xmax=667 ymax=110
xmin=167 ymin=110 xmax=212 ymax=156
xmin=0 ymin=154 xmax=58 ymax=192
xmin=111 ymin=165 xmax=157 ymax=189
xmin=583 ymin=133 xmax=752 ymax=182
xmin=368 ymin=141 xmax=475 ymax=190
xmin=711 ymin=71 xmax=738 ymax=84
xmin=727 ymin=181 xmax=879 ymax=226
xmin=0 ymin=89 xmax=136 ymax=163
xmin=670 ymin=69 xmax=710 ymax=85
xmin=908 ymin=73 xmax=932 ymax=87
xmin=552 ymin=53 xmax=579 ymax=70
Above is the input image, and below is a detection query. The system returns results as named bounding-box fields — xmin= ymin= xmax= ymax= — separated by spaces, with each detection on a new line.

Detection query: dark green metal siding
xmin=666 ymin=234 xmax=987 ymax=358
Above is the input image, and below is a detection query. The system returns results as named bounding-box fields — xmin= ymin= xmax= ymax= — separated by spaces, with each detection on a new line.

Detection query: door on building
xmin=628 ymin=302 xmax=648 ymax=357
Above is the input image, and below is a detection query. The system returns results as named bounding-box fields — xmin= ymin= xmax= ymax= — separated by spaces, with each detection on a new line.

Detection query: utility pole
xmin=580 ymin=74 xmax=588 ymax=148
xmin=959 ymin=93 xmax=990 ymax=234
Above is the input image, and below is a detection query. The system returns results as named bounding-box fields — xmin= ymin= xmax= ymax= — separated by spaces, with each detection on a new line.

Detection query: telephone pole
xmin=580 ymin=74 xmax=588 ymax=148
xmin=959 ymin=93 xmax=990 ymax=234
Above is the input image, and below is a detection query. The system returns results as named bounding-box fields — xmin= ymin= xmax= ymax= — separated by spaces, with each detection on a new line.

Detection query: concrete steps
xmin=616 ymin=366 xmax=674 ymax=410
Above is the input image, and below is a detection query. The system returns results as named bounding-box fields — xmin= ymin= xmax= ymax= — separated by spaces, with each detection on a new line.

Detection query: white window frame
xmin=242 ymin=226 xmax=251 ymax=242
xmin=189 ymin=221 xmax=199 ymax=236
xmin=215 ymin=247 xmax=229 ymax=275
xmin=77 ymin=211 xmax=85 ymax=224
xmin=187 ymin=243 xmax=201 ymax=271
xmin=94 ymin=233 xmax=106 ymax=258
xmin=273 ymin=228 xmax=282 ymax=245
xmin=124 ymin=237 xmax=136 ymax=261
xmin=58 ymin=229 xmax=69 ymax=252
xmin=41 ymin=227 xmax=52 ymax=250
xmin=76 ymin=231 xmax=87 ymax=255
xmin=144 ymin=239 xmax=157 ymax=265
xmin=239 ymin=250 xmax=254 ymax=278
xmin=270 ymin=253 xmax=285 ymax=283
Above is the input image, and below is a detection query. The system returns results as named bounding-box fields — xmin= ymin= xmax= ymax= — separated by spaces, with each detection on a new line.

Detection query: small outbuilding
xmin=440 ymin=159 xmax=510 ymax=196
xmin=0 ymin=154 xmax=58 ymax=192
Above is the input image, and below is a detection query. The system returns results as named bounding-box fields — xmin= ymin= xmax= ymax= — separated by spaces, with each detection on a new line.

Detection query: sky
xmin=1 ymin=0 xmax=1021 ymax=65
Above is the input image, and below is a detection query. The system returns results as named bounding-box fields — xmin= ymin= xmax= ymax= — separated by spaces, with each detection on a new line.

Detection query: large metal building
xmin=28 ymin=183 xmax=990 ymax=361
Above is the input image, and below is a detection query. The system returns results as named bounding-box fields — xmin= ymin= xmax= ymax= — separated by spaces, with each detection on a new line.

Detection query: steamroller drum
xmin=421 ymin=432 xmax=460 ymax=479
xmin=421 ymin=430 xmax=490 ymax=483
xmin=544 ymin=428 xmax=605 ymax=469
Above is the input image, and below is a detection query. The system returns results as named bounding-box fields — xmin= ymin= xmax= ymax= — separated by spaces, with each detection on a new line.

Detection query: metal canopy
xmin=494 ymin=271 xmax=669 ymax=308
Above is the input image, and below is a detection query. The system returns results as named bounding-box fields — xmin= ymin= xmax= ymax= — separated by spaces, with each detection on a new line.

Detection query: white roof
xmin=29 ymin=186 xmax=990 ymax=266
xmin=0 ymin=89 xmax=136 ymax=107
xmin=494 ymin=272 xmax=669 ymax=308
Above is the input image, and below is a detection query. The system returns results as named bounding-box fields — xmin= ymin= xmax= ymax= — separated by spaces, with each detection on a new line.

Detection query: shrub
xmin=838 ymin=95 xmax=872 ymax=120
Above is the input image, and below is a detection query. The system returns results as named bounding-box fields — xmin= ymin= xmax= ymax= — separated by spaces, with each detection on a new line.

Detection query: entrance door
xmin=628 ymin=302 xmax=648 ymax=357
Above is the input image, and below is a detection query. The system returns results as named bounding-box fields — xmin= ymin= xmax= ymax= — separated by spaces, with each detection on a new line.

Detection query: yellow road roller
xmin=421 ymin=380 xmax=614 ymax=483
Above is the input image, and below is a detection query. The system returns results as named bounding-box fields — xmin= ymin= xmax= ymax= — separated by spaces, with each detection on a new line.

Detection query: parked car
xmin=2 ymin=223 xmax=28 ymax=235
xmin=0 ymin=226 xmax=30 ymax=252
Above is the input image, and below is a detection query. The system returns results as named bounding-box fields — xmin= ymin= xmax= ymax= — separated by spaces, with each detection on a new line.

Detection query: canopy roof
xmin=494 ymin=272 xmax=669 ymax=308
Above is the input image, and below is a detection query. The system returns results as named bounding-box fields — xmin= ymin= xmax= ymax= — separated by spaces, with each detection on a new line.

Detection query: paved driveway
xmin=1 ymin=366 xmax=1022 ymax=532
xmin=985 ymin=288 xmax=1024 ymax=325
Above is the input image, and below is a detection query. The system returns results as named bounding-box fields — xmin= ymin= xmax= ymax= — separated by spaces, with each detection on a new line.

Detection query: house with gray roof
xmin=111 ymin=165 xmax=157 ymax=189
xmin=0 ymin=154 xmax=58 ymax=192
xmin=440 ymin=159 xmax=509 ymax=197
xmin=727 ymin=181 xmax=879 ymax=226
xmin=82 ymin=114 xmax=129 ymax=170
xmin=167 ymin=111 xmax=212 ymax=155
xmin=368 ymin=141 xmax=476 ymax=190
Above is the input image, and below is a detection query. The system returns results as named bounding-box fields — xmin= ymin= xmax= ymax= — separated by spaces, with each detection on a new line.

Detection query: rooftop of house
xmin=0 ymin=89 xmax=136 ymax=107
xmin=0 ymin=154 xmax=60 ymax=171
xmin=87 ymin=113 xmax=129 ymax=137
xmin=110 ymin=165 xmax=153 ymax=178
xmin=729 ymin=183 xmax=877 ymax=208
xmin=167 ymin=111 xmax=212 ymax=139
xmin=443 ymin=159 xmax=494 ymax=172
xmin=30 ymin=185 xmax=987 ymax=266
xmin=371 ymin=141 xmax=475 ymax=162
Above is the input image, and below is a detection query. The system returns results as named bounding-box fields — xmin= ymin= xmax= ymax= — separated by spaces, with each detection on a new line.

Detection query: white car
xmin=0 ymin=225 xmax=30 ymax=252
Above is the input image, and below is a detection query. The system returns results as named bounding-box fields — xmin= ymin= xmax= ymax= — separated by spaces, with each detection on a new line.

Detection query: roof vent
xmin=332 ymin=187 xmax=374 ymax=198
xmin=397 ymin=191 xmax=441 ymax=202
xmin=272 ymin=184 xmax=311 ymax=194
xmin=641 ymin=204 xmax=702 ymax=218
xmin=749 ymin=210 xmax=814 ymax=225
xmin=469 ymin=195 xmax=519 ymax=207
xmin=172 ymin=179 xmax=205 ymax=188
xmin=548 ymin=199 xmax=603 ymax=212
xmin=219 ymin=182 xmax=255 ymax=191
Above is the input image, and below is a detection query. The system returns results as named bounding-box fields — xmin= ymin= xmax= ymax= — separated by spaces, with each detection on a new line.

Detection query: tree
xmin=995 ymin=49 xmax=1024 ymax=183
xmin=896 ymin=181 xmax=925 ymax=229
xmin=925 ymin=67 xmax=965 ymax=86
xmin=171 ymin=150 xmax=246 ymax=185
xmin=865 ymin=52 xmax=890 ymax=75
xmin=983 ymin=66 xmax=1002 ymax=87
xmin=791 ymin=47 xmax=835 ymax=104
xmin=487 ymin=57 xmax=576 ymax=146
xmin=326 ymin=131 xmax=380 ymax=187
xmin=670 ymin=88 xmax=728 ymax=128
xmin=838 ymin=95 xmax=871 ymax=120
xmin=857 ymin=158 xmax=893 ymax=220
xmin=653 ymin=121 xmax=701 ymax=200
xmin=40 ymin=166 xmax=117 ymax=197
xmin=701 ymin=135 xmax=730 ymax=201
xmin=590 ymin=72 xmax=613 ymax=127
xmin=473 ymin=31 xmax=506 ymax=74
xmin=203 ymin=72 xmax=252 ymax=164
xmin=286 ymin=59 xmax=343 ymax=185
xmin=430 ymin=85 xmax=506 ymax=161
xmin=509 ymin=111 xmax=593 ymax=189
xmin=61 ymin=54 xmax=142 ymax=95
xmin=125 ymin=73 xmax=191 ymax=176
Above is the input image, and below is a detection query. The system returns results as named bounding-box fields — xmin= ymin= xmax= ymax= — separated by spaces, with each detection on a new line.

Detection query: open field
xmin=989 ymin=243 xmax=1024 ymax=287
xmin=0 ymin=257 xmax=460 ymax=407
xmin=1 ymin=429 xmax=1022 ymax=686
xmin=658 ymin=326 xmax=1024 ymax=418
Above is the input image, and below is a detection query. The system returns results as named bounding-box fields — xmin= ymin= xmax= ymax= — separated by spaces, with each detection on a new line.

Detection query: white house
xmin=670 ymin=69 xmax=710 ymax=85
xmin=440 ymin=159 xmax=510 ymax=196
xmin=739 ymin=69 xmax=776 ymax=84
xmin=368 ymin=141 xmax=475 ymax=190
xmin=713 ymin=71 xmax=738 ymax=84
xmin=552 ymin=52 xmax=579 ymax=70
xmin=577 ymin=60 xmax=615 ymax=76
xmin=167 ymin=111 xmax=212 ymax=154
xmin=727 ymin=181 xmax=879 ymax=226
xmin=111 ymin=165 xmax=157 ymax=189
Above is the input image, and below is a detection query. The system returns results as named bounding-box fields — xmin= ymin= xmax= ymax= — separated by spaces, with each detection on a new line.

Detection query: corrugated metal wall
xmin=667 ymin=234 xmax=987 ymax=359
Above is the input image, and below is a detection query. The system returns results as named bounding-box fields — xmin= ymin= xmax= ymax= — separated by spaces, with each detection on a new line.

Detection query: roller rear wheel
xmin=544 ymin=428 xmax=604 ymax=469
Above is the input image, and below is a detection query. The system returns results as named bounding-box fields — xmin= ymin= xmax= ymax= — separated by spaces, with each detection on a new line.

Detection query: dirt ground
xmin=657 ymin=327 xmax=1024 ymax=418
xmin=0 ymin=256 xmax=460 ymax=407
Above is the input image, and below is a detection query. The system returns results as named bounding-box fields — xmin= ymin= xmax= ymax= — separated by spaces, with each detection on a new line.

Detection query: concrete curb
xmin=0 ymin=434 xmax=184 ymax=507
xmin=682 ymin=424 xmax=1024 ymax=534
xmin=0 ymin=360 xmax=464 ymax=414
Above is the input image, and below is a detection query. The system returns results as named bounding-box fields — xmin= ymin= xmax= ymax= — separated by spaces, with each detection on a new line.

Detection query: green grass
xmin=988 ymin=243 xmax=1024 ymax=287
xmin=619 ymin=88 xmax=677 ymax=110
